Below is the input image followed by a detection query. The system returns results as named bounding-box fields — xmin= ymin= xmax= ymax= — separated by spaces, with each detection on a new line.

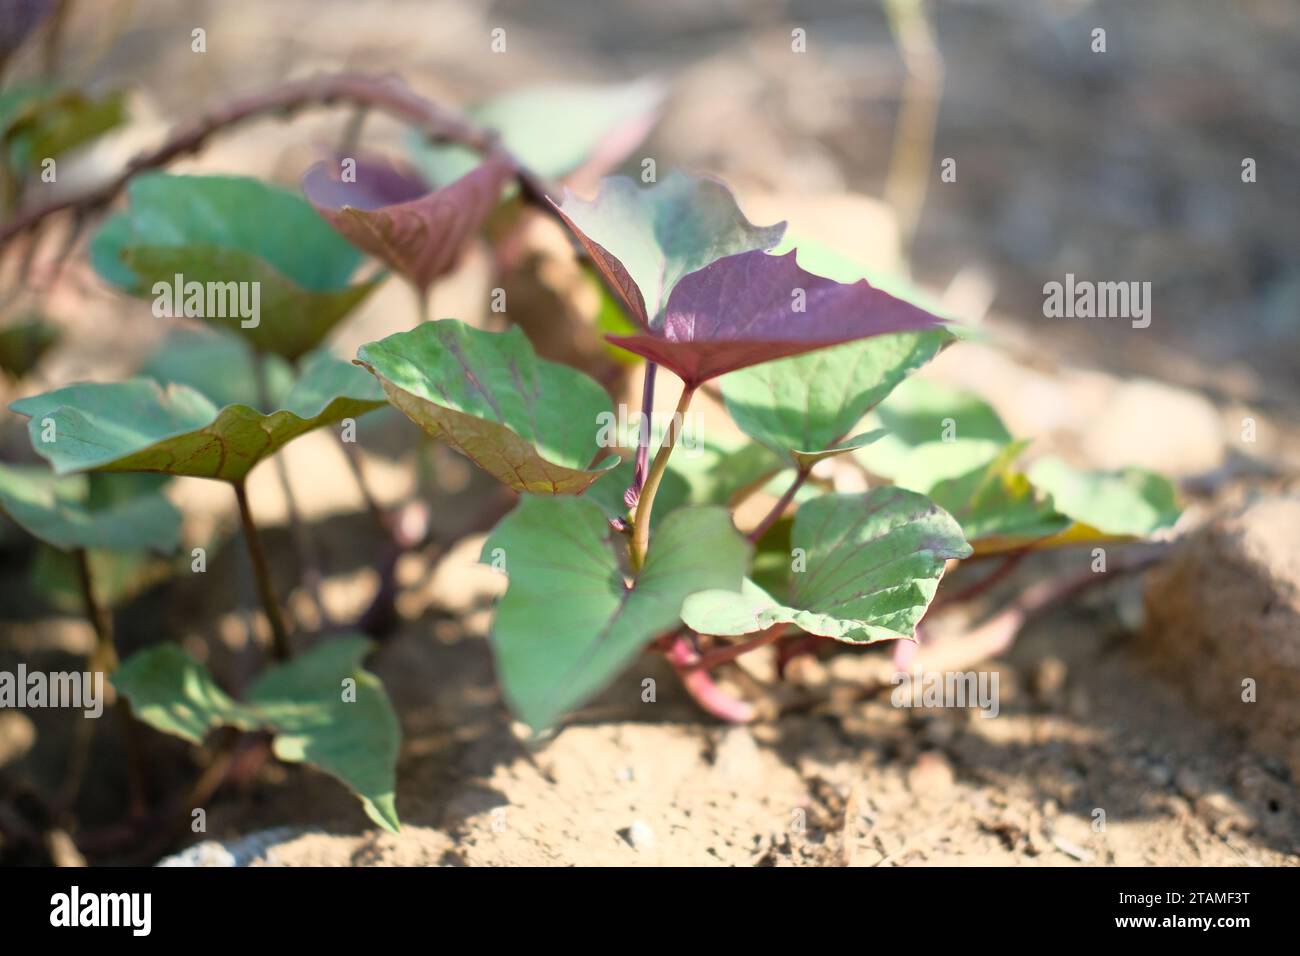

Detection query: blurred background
xmin=1 ymin=0 xmax=1298 ymax=866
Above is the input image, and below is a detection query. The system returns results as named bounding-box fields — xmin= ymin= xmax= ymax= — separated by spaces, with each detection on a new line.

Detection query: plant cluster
xmin=0 ymin=59 xmax=1178 ymax=839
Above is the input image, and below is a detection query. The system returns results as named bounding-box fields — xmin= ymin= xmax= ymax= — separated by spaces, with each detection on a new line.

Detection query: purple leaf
xmin=303 ymin=154 xmax=512 ymax=295
xmin=551 ymin=172 xmax=786 ymax=329
xmin=605 ymin=249 xmax=949 ymax=388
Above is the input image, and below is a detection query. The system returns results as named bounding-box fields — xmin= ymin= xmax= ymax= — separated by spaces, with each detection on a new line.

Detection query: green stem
xmin=629 ymin=385 xmax=695 ymax=572
xmin=233 ymin=481 xmax=293 ymax=661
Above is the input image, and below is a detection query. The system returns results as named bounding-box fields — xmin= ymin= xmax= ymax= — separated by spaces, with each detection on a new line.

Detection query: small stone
xmin=157 ymin=841 xmax=237 ymax=867
xmin=624 ymin=820 xmax=655 ymax=851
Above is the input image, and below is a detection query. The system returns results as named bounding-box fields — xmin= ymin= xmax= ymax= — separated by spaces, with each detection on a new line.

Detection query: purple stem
xmin=625 ymin=362 xmax=658 ymax=509
xmin=746 ymin=468 xmax=809 ymax=543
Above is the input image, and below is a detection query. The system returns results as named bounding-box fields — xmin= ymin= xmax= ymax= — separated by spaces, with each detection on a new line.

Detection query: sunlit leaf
xmin=721 ymin=329 xmax=950 ymax=468
xmin=113 ymin=635 xmax=401 ymax=832
xmin=482 ymin=496 xmax=749 ymax=729
xmin=1027 ymin=456 xmax=1181 ymax=537
xmin=553 ymin=170 xmax=785 ymax=327
xmin=928 ymin=442 xmax=1069 ymax=543
xmin=357 ymin=320 xmax=618 ymax=494
xmin=856 ymin=377 xmax=1011 ymax=491
xmin=10 ymin=352 xmax=384 ymax=482
xmin=681 ymin=488 xmax=970 ymax=643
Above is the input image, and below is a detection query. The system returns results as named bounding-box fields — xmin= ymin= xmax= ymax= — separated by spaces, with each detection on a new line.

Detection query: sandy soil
xmin=1 ymin=0 xmax=1298 ymax=866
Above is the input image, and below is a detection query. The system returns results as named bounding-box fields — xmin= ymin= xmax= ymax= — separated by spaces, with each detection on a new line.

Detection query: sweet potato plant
xmin=0 ymin=61 xmax=1179 ymax=842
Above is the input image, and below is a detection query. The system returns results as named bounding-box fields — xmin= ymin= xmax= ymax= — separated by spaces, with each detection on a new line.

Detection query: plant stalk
xmin=746 ymin=468 xmax=809 ymax=543
xmin=629 ymin=384 xmax=694 ymax=572
xmin=628 ymin=362 xmax=658 ymax=506
xmin=232 ymin=481 xmax=293 ymax=661
xmin=68 ymin=548 xmax=147 ymax=819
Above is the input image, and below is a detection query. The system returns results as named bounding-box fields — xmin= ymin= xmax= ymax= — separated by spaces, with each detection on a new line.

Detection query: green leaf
xmin=856 ymin=377 xmax=1012 ymax=491
xmin=113 ymin=636 xmax=401 ymax=832
xmin=1 ymin=86 xmax=125 ymax=171
xmin=1027 ymin=456 xmax=1181 ymax=537
xmin=0 ymin=314 xmax=59 ymax=379
xmin=482 ymin=496 xmax=750 ymax=729
xmin=0 ymin=465 xmax=180 ymax=552
xmin=10 ymin=351 xmax=385 ymax=482
xmin=682 ymin=488 xmax=971 ymax=643
xmin=142 ymin=328 xmax=294 ymax=410
xmin=553 ymin=170 xmax=785 ymax=327
xmin=928 ymin=442 xmax=1070 ymax=544
xmin=112 ymin=645 xmax=254 ymax=745
xmin=409 ymin=78 xmax=664 ymax=186
xmin=357 ymin=320 xmax=618 ymax=494
xmin=721 ymin=329 xmax=950 ymax=468
xmin=89 ymin=173 xmax=380 ymax=359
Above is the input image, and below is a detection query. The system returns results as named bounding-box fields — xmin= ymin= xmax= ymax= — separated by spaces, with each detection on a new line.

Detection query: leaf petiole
xmin=233 ymin=480 xmax=293 ymax=660
xmin=629 ymin=383 xmax=695 ymax=571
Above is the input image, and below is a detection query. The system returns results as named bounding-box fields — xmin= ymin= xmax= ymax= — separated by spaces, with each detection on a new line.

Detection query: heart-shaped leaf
xmin=483 ymin=496 xmax=749 ymax=729
xmin=10 ymin=351 xmax=385 ymax=482
xmin=408 ymin=78 xmax=664 ymax=186
xmin=927 ymin=442 xmax=1070 ymax=545
xmin=0 ymin=314 xmax=59 ymax=379
xmin=856 ymin=377 xmax=1012 ymax=491
xmin=0 ymin=465 xmax=180 ymax=553
xmin=302 ymin=154 xmax=512 ymax=294
xmin=552 ymin=171 xmax=786 ymax=327
xmin=1027 ymin=456 xmax=1181 ymax=537
xmin=682 ymin=488 xmax=970 ymax=643
xmin=357 ymin=320 xmax=618 ymax=494
xmin=89 ymin=173 xmax=381 ymax=359
xmin=112 ymin=635 xmax=401 ymax=832
xmin=142 ymin=328 xmax=294 ymax=411
xmin=607 ymin=249 xmax=948 ymax=387
xmin=721 ymin=328 xmax=951 ymax=468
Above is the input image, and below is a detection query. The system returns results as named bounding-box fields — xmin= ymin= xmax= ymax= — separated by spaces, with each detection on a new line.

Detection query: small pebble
xmin=625 ymin=819 xmax=655 ymax=851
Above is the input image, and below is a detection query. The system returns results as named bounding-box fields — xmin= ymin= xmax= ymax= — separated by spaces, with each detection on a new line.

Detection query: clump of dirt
xmin=1142 ymin=488 xmax=1300 ymax=781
